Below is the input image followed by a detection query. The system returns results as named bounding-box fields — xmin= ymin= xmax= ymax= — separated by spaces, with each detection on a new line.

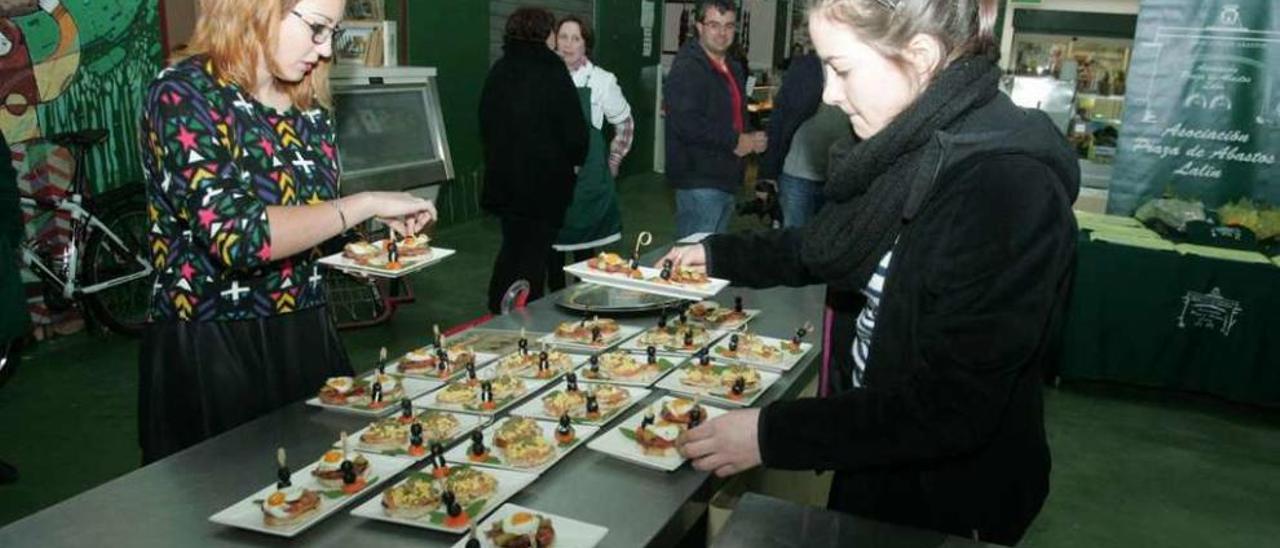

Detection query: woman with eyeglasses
xmin=136 ymin=0 xmax=437 ymax=463
xmin=664 ymin=0 xmax=1079 ymax=543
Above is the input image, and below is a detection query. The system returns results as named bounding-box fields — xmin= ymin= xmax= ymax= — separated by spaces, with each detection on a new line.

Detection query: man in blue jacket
xmin=664 ymin=0 xmax=765 ymax=239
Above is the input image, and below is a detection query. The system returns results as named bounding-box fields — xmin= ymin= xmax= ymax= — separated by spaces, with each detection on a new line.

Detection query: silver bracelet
xmin=330 ymin=199 xmax=347 ymax=232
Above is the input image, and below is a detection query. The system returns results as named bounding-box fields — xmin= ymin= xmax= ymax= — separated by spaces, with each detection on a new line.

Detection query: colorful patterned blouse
xmin=139 ymin=56 xmax=339 ymax=321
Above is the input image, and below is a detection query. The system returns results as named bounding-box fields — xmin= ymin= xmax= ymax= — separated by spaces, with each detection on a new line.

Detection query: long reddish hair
xmin=184 ymin=0 xmax=333 ymax=110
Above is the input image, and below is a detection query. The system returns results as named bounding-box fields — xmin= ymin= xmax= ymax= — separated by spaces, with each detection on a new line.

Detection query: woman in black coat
xmin=666 ymin=0 xmax=1079 ymax=544
xmin=480 ymin=7 xmax=589 ymax=313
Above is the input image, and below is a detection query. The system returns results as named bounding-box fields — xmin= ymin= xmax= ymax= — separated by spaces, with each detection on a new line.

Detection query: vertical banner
xmin=1108 ymin=1 xmax=1280 ymax=215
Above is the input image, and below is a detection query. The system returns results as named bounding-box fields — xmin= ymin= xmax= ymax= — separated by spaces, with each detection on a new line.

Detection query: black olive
xmin=276 ymin=467 xmax=291 ymax=488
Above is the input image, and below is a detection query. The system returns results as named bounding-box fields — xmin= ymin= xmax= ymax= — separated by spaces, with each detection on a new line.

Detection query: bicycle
xmin=17 ymin=129 xmax=154 ymax=337
xmin=322 ymin=223 xmax=417 ymax=330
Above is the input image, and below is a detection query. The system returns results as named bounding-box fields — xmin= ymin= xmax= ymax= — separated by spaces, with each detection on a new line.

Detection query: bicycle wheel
xmin=83 ymin=205 xmax=153 ymax=337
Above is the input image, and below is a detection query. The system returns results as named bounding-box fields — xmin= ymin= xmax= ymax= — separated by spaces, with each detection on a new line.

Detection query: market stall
xmin=1060 ymin=215 xmax=1280 ymax=405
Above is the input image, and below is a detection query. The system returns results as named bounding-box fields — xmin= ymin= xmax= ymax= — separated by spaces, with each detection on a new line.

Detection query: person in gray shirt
xmin=779 ymin=104 xmax=850 ymax=227
xmin=759 ymin=52 xmax=851 ymax=228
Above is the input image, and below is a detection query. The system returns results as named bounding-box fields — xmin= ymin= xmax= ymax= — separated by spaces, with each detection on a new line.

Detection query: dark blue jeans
xmin=778 ymin=173 xmax=825 ymax=228
xmin=675 ymin=188 xmax=735 ymax=239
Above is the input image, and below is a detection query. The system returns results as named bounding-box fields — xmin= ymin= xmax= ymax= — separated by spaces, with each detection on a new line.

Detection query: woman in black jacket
xmin=668 ymin=0 xmax=1079 ymax=544
xmin=480 ymin=7 xmax=589 ymax=313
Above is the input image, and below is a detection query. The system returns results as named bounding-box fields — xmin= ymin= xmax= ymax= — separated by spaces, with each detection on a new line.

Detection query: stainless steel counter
xmin=0 ymin=280 xmax=825 ymax=547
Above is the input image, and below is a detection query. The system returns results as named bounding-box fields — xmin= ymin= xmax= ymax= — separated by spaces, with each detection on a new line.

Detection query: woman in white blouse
xmin=547 ymin=15 xmax=635 ymax=290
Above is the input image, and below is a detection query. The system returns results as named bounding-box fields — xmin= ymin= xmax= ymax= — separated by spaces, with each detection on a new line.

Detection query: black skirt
xmin=138 ymin=306 xmax=353 ymax=463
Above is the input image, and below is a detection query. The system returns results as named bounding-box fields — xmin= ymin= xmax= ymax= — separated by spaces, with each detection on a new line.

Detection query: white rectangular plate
xmin=306 ymin=373 xmax=442 ymax=417
xmin=319 ymin=246 xmax=456 ymax=278
xmin=485 ymin=351 xmax=591 ymax=381
xmin=348 ymin=464 xmax=538 ymax=534
xmin=616 ymin=325 xmax=729 ymax=356
xmin=653 ymin=360 xmax=782 ymax=408
xmin=446 ymin=329 xmax=549 ymax=356
xmin=443 ymin=417 xmax=599 ymax=475
xmin=564 ymin=260 xmax=729 ymax=300
xmin=341 ymin=408 xmax=489 ymax=459
xmin=451 ymin=503 xmax=609 ymax=548
xmin=416 ymin=377 xmax=551 ymax=416
xmin=708 ymin=334 xmax=814 ymax=372
xmin=686 ymin=302 xmax=762 ymax=331
xmin=587 ymin=396 xmax=728 ymax=472
xmin=677 ymin=233 xmax=712 ymax=244
xmin=537 ymin=323 xmax=644 ymax=352
xmin=507 ymin=379 xmax=650 ymax=426
xmin=572 ymin=352 xmax=682 ymax=388
xmin=209 ymin=453 xmax=412 ymax=538
xmin=392 ymin=347 xmax=502 ymax=382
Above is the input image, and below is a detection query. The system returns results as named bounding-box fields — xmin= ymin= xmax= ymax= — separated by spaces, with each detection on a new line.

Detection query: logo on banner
xmin=1177 ymin=287 xmax=1242 ymax=336
xmin=1218 ymin=5 xmax=1241 ymax=28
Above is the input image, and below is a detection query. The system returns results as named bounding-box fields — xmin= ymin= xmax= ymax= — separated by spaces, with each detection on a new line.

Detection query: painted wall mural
xmin=2 ymin=0 xmax=161 ymax=328
xmin=2 ymin=0 xmax=161 ymax=192
xmin=0 ymin=0 xmax=80 ymax=144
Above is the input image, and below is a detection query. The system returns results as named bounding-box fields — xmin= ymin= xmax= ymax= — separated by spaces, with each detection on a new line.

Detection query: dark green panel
xmin=994 ymin=0 xmax=1007 ymax=49
xmin=595 ymin=0 xmax=663 ymax=179
xmin=401 ymin=1 xmax=491 ymax=226
xmin=1012 ymin=9 xmax=1138 ymax=39
xmin=773 ymin=0 xmax=789 ymax=69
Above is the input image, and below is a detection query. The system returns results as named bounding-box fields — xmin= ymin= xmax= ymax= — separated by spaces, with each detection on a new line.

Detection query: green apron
xmin=556 ymin=80 xmax=622 ymax=248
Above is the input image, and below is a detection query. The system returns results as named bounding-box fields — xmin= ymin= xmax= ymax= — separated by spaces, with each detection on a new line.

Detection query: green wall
xmin=594 ymin=0 xmax=662 ymax=180
xmin=398 ymin=1 xmax=491 ymax=227
xmin=393 ymin=1 xmax=665 ymax=225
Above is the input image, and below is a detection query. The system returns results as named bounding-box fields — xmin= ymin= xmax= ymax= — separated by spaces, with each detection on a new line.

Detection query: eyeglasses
xmin=701 ymin=21 xmax=737 ymax=33
xmin=291 ymin=10 xmax=344 ymax=45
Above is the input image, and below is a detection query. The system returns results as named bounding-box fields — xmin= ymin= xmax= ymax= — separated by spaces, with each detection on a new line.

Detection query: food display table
xmin=0 ymin=274 xmax=826 ymax=546
xmin=1059 ymin=230 xmax=1280 ymax=405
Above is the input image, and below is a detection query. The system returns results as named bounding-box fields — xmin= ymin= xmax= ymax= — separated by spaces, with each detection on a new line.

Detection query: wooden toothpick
xmin=633 ymin=231 xmax=654 ymax=258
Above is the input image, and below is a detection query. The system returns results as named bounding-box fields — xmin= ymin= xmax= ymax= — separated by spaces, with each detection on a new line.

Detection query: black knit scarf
xmin=800 ymin=56 xmax=1001 ymax=291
